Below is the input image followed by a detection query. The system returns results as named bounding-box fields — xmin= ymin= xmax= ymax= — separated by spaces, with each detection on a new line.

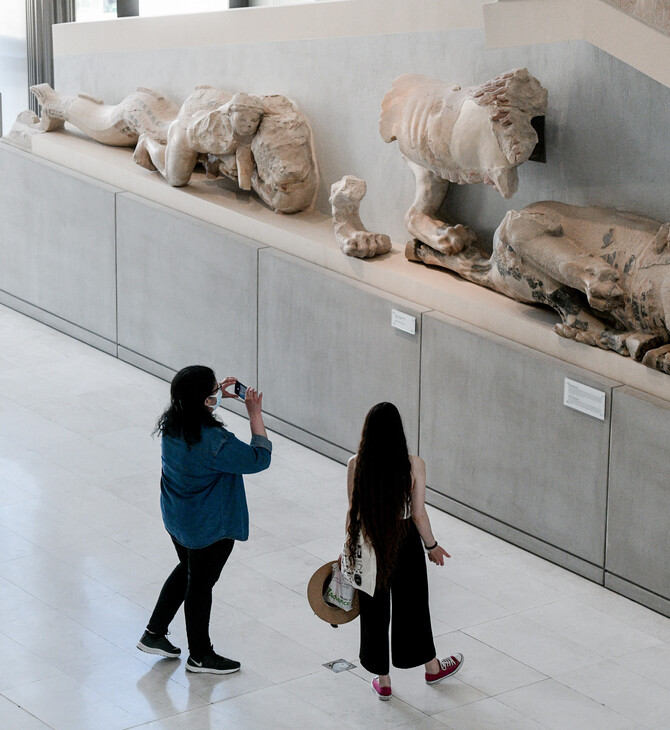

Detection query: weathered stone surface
xmin=329 ymin=175 xmax=392 ymax=258
xmin=407 ymin=201 xmax=670 ymax=374
xmin=606 ymin=0 xmax=670 ymax=35
xmin=29 ymin=83 xmax=318 ymax=214
xmin=4 ymin=110 xmax=45 ymax=151
xmin=381 ymin=68 xmax=547 ymax=255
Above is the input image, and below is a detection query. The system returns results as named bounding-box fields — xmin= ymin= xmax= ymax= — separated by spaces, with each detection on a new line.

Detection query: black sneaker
xmin=137 ymin=630 xmax=181 ymax=659
xmin=186 ymin=652 xmax=241 ymax=675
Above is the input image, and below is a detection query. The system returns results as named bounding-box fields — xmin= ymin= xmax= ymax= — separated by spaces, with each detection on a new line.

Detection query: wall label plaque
xmin=563 ymin=378 xmax=606 ymax=420
xmin=392 ymin=309 xmax=416 ymax=335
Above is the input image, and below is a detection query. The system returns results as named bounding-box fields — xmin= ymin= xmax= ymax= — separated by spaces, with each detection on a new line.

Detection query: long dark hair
xmin=346 ymin=402 xmax=412 ymax=587
xmin=154 ymin=365 xmax=220 ymax=447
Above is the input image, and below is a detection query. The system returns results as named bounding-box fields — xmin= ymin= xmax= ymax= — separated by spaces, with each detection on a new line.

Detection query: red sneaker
xmin=371 ymin=676 xmax=392 ymax=700
xmin=425 ymin=653 xmax=464 ymax=684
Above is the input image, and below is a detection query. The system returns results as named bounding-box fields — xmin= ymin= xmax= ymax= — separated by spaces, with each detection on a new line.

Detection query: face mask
xmin=209 ymin=389 xmax=222 ymax=410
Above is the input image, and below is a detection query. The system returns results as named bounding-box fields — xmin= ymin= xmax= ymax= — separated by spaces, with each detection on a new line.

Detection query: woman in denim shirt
xmin=137 ymin=365 xmax=272 ymax=674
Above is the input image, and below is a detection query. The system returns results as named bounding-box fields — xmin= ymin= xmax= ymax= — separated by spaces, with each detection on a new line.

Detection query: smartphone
xmin=234 ymin=381 xmax=247 ymax=400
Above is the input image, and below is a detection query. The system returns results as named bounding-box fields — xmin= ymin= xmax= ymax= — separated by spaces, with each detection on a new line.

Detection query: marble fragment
xmin=381 ymin=68 xmax=547 ymax=255
xmin=4 ymin=110 xmax=45 ymax=150
xmin=407 ymin=201 xmax=670 ymax=374
xmin=605 ymin=0 xmax=670 ymax=35
xmin=330 ymin=175 xmax=392 ymax=258
xmin=29 ymin=83 xmax=318 ymax=214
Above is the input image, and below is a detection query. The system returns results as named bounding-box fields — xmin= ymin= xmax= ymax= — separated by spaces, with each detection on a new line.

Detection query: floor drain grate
xmin=323 ymin=659 xmax=356 ymax=673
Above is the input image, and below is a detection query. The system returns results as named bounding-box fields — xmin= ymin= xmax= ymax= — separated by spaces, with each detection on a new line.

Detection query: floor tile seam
xmin=297 ymin=539 xmax=344 ymax=563
xmin=34 ymin=649 xmax=191 ymax=725
xmin=0 ymin=689 xmax=57 ymax=729
xmin=230 ymin=620 xmax=331 ymax=663
xmin=575 ymin=591 xmax=670 ymax=628
xmin=491 ymin=677 xmax=608 ymax=729
xmin=197 ymin=675 xmax=275 ymax=708
xmin=469 ymin=606 xmax=614 ymax=659
xmin=22 ymin=477 xmax=158 ymax=514
xmin=241 ymin=529 xmax=319 ymax=555
xmin=252 ymin=616 xmax=355 ymax=663
xmin=87 ymin=494 xmax=160 ymax=523
xmin=498 ymin=554 xmax=598 ymax=583
xmin=277 ymin=667 xmax=437 ymax=723
xmin=0 ymin=544 xmax=124 ymax=600
xmin=480 ymin=557 xmax=580 ymax=598
xmin=0 ymin=539 xmax=89 ymax=578
xmin=54 ymin=587 xmax=152 ymax=641
xmin=458 ymin=628 xmax=556 ymax=677
xmin=515 ymin=601 xmax=666 ymax=655
xmin=547 ymin=672 xmax=660 ymax=728
xmin=0 ymin=631 xmax=67 ymax=682
xmin=4 ymin=435 xmax=126 ymax=484
xmin=2 ymin=599 xmax=148 ymax=673
xmin=238 ymin=543 xmax=328 ymax=576
xmin=0 ymin=427 xmax=84 ymax=453
xmin=102 ymin=538 xmax=177 ymax=574
xmin=66 ymin=433 xmax=158 ymax=471
xmin=456 ymin=673 xmax=548 ymax=703
xmin=0 ymin=588 xmax=54 ymax=623
xmin=420 ymin=684 xmax=504 ymax=720
xmin=429 ymin=698 xmax=547 ymax=729
xmin=430 ymin=567 xmax=573 ymax=613
xmin=0 ymin=519 xmax=50 ymax=553
xmin=553 ymin=655 xmax=670 ymax=704
xmin=248 ymin=488 xmax=345 ymax=525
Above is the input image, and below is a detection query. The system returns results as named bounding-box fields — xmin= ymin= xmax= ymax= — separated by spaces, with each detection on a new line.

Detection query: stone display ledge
xmin=18 ymin=129 xmax=670 ymax=402
xmin=52 ymin=0 xmax=670 ymax=91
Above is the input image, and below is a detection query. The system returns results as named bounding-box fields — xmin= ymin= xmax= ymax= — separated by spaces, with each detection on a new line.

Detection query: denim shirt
xmin=160 ymin=425 xmax=272 ymax=549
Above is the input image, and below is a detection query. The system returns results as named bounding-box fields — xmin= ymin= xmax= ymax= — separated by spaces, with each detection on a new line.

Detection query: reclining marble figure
xmin=29 ymin=83 xmax=319 ymax=214
xmin=330 ymin=175 xmax=392 ymax=258
xmin=407 ymin=201 xmax=670 ymax=373
xmin=380 ymin=68 xmax=548 ymax=254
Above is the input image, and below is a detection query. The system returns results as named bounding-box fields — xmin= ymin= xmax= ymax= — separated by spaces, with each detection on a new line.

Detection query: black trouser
xmin=358 ymin=523 xmax=436 ymax=675
xmin=147 ymin=535 xmax=235 ymax=659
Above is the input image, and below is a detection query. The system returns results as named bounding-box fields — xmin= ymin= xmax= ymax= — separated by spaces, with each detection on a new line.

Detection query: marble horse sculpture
xmin=407 ymin=201 xmax=670 ymax=373
xmin=29 ymin=83 xmax=319 ymax=214
xmin=380 ymin=67 xmax=548 ymax=255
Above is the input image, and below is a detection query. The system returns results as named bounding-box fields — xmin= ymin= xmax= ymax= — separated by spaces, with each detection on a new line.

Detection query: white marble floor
xmin=1 ymin=304 xmax=670 ymax=730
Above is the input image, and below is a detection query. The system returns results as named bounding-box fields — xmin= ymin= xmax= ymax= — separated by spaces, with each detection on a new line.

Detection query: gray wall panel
xmin=116 ymin=193 xmax=263 ymax=381
xmin=258 ymin=249 xmax=427 ymax=454
xmin=607 ymin=387 xmax=670 ymax=601
xmin=420 ymin=312 xmax=616 ymax=566
xmin=0 ymin=144 xmax=117 ymax=340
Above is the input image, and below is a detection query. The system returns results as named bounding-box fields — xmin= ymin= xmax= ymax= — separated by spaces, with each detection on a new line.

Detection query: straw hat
xmin=307 ymin=561 xmax=360 ymax=626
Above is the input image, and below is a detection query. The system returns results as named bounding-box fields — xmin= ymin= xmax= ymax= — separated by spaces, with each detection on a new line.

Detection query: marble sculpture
xmin=29 ymin=83 xmax=318 ymax=214
xmin=4 ymin=109 xmax=45 ymax=150
xmin=407 ymin=201 xmax=670 ymax=373
xmin=380 ymin=68 xmax=548 ymax=254
xmin=330 ymin=175 xmax=392 ymax=258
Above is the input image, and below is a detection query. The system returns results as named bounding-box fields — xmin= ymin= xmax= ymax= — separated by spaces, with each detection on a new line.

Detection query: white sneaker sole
xmin=136 ymin=641 xmax=180 ymax=659
xmin=426 ymin=655 xmax=464 ymax=685
xmin=186 ymin=662 xmax=240 ymax=675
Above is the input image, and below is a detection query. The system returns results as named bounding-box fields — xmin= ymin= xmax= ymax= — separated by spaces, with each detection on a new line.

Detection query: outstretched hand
xmin=219 ymin=377 xmax=239 ymax=399
xmin=244 ymin=387 xmax=263 ymax=415
xmin=428 ymin=545 xmax=450 ymax=566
